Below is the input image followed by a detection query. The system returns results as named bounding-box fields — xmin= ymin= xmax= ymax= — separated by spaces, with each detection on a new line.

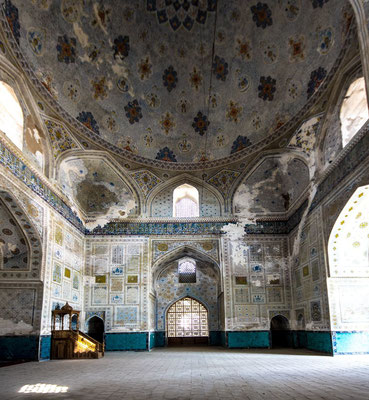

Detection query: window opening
xmin=173 ymin=184 xmax=199 ymax=217
xmin=167 ymin=297 xmax=208 ymax=338
xmin=340 ymin=77 xmax=369 ymax=147
xmin=327 ymin=186 xmax=369 ymax=351
xmin=0 ymin=81 xmax=24 ymax=150
xmin=328 ymin=185 xmax=369 ymax=276
xmin=178 ymin=258 xmax=196 ymax=283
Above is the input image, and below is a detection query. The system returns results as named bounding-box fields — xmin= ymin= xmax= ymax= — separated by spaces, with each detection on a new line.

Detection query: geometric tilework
xmin=0 ymin=288 xmax=35 ymax=324
xmin=130 ymin=170 xmax=162 ymax=198
xmin=207 ymin=169 xmax=240 ymax=198
xmin=43 ymin=119 xmax=79 ymax=159
xmin=0 ymin=191 xmax=42 ymax=280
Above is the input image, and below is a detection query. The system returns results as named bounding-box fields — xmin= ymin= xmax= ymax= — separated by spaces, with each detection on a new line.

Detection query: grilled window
xmin=167 ymin=297 xmax=208 ymax=338
xmin=178 ymin=258 xmax=196 ymax=283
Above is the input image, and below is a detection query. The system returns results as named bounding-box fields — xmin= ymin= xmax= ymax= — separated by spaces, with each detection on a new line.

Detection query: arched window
xmin=328 ymin=185 xmax=369 ymax=353
xmin=167 ymin=297 xmax=208 ymax=338
xmin=173 ymin=184 xmax=199 ymax=217
xmin=0 ymin=81 xmax=24 ymax=150
xmin=328 ymin=185 xmax=369 ymax=277
xmin=178 ymin=258 xmax=196 ymax=283
xmin=340 ymin=77 xmax=368 ymax=147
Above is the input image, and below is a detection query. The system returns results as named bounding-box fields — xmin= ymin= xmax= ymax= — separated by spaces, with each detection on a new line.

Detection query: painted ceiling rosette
xmin=5 ymin=0 xmax=351 ymax=165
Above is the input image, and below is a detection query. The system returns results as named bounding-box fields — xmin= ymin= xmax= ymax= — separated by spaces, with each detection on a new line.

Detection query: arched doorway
xmin=87 ymin=316 xmax=104 ymax=344
xmin=270 ymin=315 xmax=291 ymax=348
xmin=167 ymin=297 xmax=209 ymax=346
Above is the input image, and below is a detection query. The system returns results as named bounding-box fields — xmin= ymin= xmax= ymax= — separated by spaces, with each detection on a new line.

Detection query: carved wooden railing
xmin=51 ymin=330 xmax=104 ymax=359
xmin=74 ymin=330 xmax=104 ymax=356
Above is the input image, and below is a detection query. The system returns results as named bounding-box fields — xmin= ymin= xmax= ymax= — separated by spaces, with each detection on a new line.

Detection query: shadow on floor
xmin=0 ymin=360 xmax=31 ymax=368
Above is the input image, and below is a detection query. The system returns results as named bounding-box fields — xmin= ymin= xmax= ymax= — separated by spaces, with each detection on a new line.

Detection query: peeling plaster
xmin=85 ymin=200 xmax=136 ymax=230
xmin=92 ymin=3 xmax=109 ymax=35
xmin=234 ymin=154 xmax=308 ymax=217
xmin=58 ymin=158 xmax=137 ymax=223
xmin=221 ymin=222 xmax=249 ymax=265
xmin=0 ymin=317 xmax=34 ymax=335
xmin=73 ymin=22 xmax=89 ymax=48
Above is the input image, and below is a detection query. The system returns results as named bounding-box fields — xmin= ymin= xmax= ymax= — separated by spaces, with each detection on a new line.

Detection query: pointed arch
xmin=0 ymin=80 xmax=23 ymax=149
xmin=231 ymin=150 xmax=310 ymax=216
xmin=147 ymin=173 xmax=224 ymax=218
xmin=173 ymin=183 xmax=199 ymax=217
xmin=328 ymin=185 xmax=369 ymax=278
xmin=0 ymin=188 xmax=44 ymax=343
xmin=86 ymin=315 xmax=105 ymax=343
xmin=165 ymin=294 xmax=210 ymax=315
xmin=327 ymin=184 xmax=369 ymax=352
xmin=349 ymin=0 xmax=369 ymax=101
xmin=317 ymin=59 xmax=364 ymax=171
xmin=0 ymin=57 xmax=53 ymax=177
xmin=56 ymin=150 xmax=141 ymax=218
xmin=0 ymin=189 xmax=43 ymax=281
xmin=152 ymin=244 xmax=220 ymax=282
xmin=166 ymin=296 xmax=209 ymax=339
xmin=340 ymin=77 xmax=368 ymax=147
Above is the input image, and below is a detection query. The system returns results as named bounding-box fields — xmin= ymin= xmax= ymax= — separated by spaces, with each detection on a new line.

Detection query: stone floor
xmin=2 ymin=347 xmax=369 ymax=400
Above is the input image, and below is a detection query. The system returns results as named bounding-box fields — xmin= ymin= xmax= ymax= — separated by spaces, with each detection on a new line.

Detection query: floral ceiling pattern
xmin=7 ymin=0 xmax=349 ymax=164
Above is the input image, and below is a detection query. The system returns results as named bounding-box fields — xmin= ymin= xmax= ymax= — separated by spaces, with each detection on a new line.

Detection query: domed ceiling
xmin=6 ymin=0 xmax=350 ymax=165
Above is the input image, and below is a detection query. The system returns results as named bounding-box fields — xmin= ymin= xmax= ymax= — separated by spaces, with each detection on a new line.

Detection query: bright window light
xmin=340 ymin=77 xmax=369 ymax=147
xmin=173 ymin=184 xmax=199 ymax=217
xmin=19 ymin=384 xmax=68 ymax=394
xmin=167 ymin=297 xmax=208 ymax=338
xmin=178 ymin=258 xmax=196 ymax=283
xmin=178 ymin=259 xmax=196 ymax=274
xmin=0 ymin=81 xmax=23 ymax=150
xmin=328 ymin=185 xmax=369 ymax=277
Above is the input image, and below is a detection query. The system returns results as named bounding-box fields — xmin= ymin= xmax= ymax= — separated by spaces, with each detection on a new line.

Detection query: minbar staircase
xmin=51 ymin=330 xmax=104 ymax=359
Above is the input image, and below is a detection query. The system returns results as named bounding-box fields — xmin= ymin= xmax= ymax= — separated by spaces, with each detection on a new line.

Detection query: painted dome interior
xmin=10 ymin=0 xmax=348 ymax=164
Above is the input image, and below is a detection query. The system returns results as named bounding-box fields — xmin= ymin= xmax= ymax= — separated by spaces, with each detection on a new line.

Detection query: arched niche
xmin=57 ymin=152 xmax=140 ymax=220
xmin=270 ymin=315 xmax=292 ymax=348
xmin=233 ymin=154 xmax=310 ymax=216
xmin=0 ymin=197 xmax=29 ymax=271
xmin=0 ymin=80 xmax=23 ymax=150
xmin=148 ymin=175 xmax=223 ymax=218
xmin=151 ymin=246 xmax=222 ymax=335
xmin=318 ymin=63 xmax=366 ymax=169
xmin=0 ymin=63 xmax=52 ymax=176
xmin=328 ymin=185 xmax=369 ymax=278
xmin=0 ymin=190 xmax=43 ymax=280
xmin=152 ymin=245 xmax=221 ymax=283
xmin=86 ymin=316 xmax=105 ymax=343
xmin=340 ymin=77 xmax=368 ymax=147
xmin=327 ymin=185 xmax=369 ymax=347
xmin=0 ymin=189 xmax=43 ymax=339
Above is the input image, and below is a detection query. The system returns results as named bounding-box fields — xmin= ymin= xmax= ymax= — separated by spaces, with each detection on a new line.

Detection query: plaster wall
xmin=290 ymin=208 xmax=330 ymax=332
xmin=42 ymin=213 xmax=85 ymax=333
xmin=84 ymin=237 xmax=149 ymax=334
xmin=224 ymin=236 xmax=291 ymax=332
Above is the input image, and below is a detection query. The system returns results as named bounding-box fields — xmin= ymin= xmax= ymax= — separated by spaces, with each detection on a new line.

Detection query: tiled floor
xmin=2 ymin=347 xmax=369 ymax=400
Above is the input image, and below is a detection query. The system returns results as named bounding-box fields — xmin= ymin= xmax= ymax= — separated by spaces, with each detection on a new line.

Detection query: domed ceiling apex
xmin=5 ymin=0 xmax=351 ymax=167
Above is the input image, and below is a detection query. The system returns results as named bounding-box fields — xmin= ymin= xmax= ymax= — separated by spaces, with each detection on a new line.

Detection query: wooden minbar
xmin=51 ymin=302 xmax=104 ymax=359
